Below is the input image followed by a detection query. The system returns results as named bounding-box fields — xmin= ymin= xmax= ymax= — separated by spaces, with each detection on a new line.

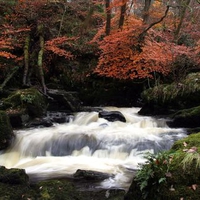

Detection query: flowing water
xmin=0 ymin=107 xmax=187 ymax=190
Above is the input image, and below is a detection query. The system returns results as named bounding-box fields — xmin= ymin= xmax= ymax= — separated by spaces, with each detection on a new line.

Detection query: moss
xmin=141 ymin=73 xmax=200 ymax=113
xmin=126 ymin=133 xmax=200 ymax=200
xmin=2 ymin=88 xmax=47 ymax=117
xmin=171 ymin=132 xmax=200 ymax=151
xmin=36 ymin=180 xmax=83 ymax=200
xmin=0 ymin=167 xmax=37 ymax=200
xmin=0 ymin=166 xmax=29 ymax=185
xmin=0 ymin=111 xmax=13 ymax=150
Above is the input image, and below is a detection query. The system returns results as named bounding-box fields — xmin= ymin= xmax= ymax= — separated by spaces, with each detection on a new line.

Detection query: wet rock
xmin=47 ymin=111 xmax=74 ymax=124
xmin=1 ymin=88 xmax=47 ymax=128
xmin=25 ymin=117 xmax=53 ymax=128
xmin=99 ymin=111 xmax=126 ymax=122
xmin=73 ymin=169 xmax=113 ymax=181
xmin=0 ymin=166 xmax=29 ymax=185
xmin=47 ymin=89 xmax=82 ymax=112
xmin=0 ymin=110 xmax=14 ymax=150
xmin=168 ymin=105 xmax=200 ymax=128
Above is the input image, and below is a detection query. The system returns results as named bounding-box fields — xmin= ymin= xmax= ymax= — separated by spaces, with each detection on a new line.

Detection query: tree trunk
xmin=119 ymin=1 xmax=127 ymax=29
xmin=23 ymin=34 xmax=30 ymax=86
xmin=37 ymin=24 xmax=46 ymax=94
xmin=105 ymin=0 xmax=111 ymax=35
xmin=174 ymin=0 xmax=191 ymax=41
xmin=143 ymin=0 xmax=151 ymax=24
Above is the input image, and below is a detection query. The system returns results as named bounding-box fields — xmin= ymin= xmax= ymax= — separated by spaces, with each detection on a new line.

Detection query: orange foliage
xmin=45 ymin=36 xmax=77 ymax=59
xmin=91 ymin=15 xmax=193 ymax=79
xmin=90 ymin=0 xmax=198 ymax=80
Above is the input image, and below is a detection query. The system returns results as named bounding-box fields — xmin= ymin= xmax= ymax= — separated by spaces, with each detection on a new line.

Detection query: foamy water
xmin=0 ymin=107 xmax=187 ymax=190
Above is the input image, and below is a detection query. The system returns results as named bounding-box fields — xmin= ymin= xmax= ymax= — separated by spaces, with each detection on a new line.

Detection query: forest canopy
xmin=0 ymin=0 xmax=200 ymax=92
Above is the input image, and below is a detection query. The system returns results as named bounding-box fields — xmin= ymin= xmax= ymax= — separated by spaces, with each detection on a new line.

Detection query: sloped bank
xmin=139 ymin=73 xmax=200 ymax=116
xmin=139 ymin=73 xmax=200 ymax=130
xmin=125 ymin=132 xmax=200 ymax=200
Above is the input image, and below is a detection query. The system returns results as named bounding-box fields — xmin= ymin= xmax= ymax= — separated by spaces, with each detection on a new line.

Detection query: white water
xmin=0 ymin=107 xmax=187 ymax=190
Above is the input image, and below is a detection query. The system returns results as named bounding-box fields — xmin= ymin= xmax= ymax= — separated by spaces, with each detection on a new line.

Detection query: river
xmin=0 ymin=107 xmax=187 ymax=190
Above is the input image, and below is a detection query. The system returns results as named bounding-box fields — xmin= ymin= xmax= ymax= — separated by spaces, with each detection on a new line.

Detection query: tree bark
xmin=23 ymin=34 xmax=30 ymax=86
xmin=174 ymin=0 xmax=191 ymax=41
xmin=143 ymin=0 xmax=152 ymax=24
xmin=105 ymin=0 xmax=111 ymax=35
xmin=119 ymin=1 xmax=127 ymax=29
xmin=37 ymin=24 xmax=46 ymax=94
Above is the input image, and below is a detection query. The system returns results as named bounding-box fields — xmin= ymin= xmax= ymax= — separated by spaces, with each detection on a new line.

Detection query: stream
xmin=0 ymin=107 xmax=187 ymax=190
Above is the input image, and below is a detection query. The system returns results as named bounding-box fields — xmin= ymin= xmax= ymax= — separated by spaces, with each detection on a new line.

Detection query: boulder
xmin=99 ymin=111 xmax=126 ymax=122
xmin=1 ymin=88 xmax=47 ymax=127
xmin=47 ymin=89 xmax=82 ymax=112
xmin=0 ymin=166 xmax=29 ymax=185
xmin=140 ymin=73 xmax=200 ymax=116
xmin=168 ymin=105 xmax=200 ymax=128
xmin=0 ymin=110 xmax=14 ymax=150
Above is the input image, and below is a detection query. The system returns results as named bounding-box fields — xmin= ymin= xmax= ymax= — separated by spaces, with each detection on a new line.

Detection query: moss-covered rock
xmin=125 ymin=132 xmax=200 ymax=200
xmin=139 ymin=73 xmax=200 ymax=115
xmin=0 ymin=88 xmax=47 ymax=127
xmin=0 ymin=166 xmax=37 ymax=200
xmin=168 ymin=105 xmax=200 ymax=128
xmin=0 ymin=111 xmax=13 ymax=150
xmin=0 ymin=166 xmax=29 ymax=185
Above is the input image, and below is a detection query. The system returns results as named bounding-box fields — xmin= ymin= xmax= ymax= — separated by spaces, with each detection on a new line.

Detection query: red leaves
xmin=45 ymin=36 xmax=77 ymax=59
xmin=91 ymin=16 xmax=174 ymax=80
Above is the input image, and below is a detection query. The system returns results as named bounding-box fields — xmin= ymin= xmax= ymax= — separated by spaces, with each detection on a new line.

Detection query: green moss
xmin=141 ymin=72 xmax=200 ymax=110
xmin=171 ymin=132 xmax=200 ymax=151
xmin=127 ymin=132 xmax=200 ymax=200
xmin=2 ymin=88 xmax=47 ymax=117
xmin=36 ymin=180 xmax=83 ymax=200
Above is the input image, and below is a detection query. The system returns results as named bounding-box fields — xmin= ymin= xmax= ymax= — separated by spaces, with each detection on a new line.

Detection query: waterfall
xmin=0 ymin=107 xmax=187 ymax=190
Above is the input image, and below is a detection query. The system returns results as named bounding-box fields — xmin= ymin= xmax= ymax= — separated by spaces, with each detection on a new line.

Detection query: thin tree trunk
xmin=119 ymin=1 xmax=127 ymax=29
xmin=37 ymin=24 xmax=46 ymax=94
xmin=105 ymin=0 xmax=111 ymax=35
xmin=143 ymin=0 xmax=151 ymax=24
xmin=23 ymin=34 xmax=30 ymax=86
xmin=174 ymin=0 xmax=191 ymax=41
xmin=58 ymin=3 xmax=67 ymax=37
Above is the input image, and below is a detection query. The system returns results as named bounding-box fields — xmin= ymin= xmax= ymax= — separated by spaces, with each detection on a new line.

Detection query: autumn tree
xmin=0 ymin=0 xmax=78 ymax=93
xmin=90 ymin=0 xmax=199 ymax=84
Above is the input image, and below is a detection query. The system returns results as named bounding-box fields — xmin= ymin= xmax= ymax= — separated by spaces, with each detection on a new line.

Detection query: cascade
xmin=0 ymin=107 xmax=187 ymax=190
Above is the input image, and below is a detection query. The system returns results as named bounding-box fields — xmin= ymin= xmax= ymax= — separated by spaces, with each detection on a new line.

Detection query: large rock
xmin=0 ymin=88 xmax=47 ymax=127
xmin=168 ymin=105 xmax=200 ymax=128
xmin=47 ymin=89 xmax=82 ymax=112
xmin=0 ymin=111 xmax=13 ymax=150
xmin=140 ymin=73 xmax=200 ymax=116
xmin=99 ymin=111 xmax=126 ymax=122
xmin=0 ymin=166 xmax=29 ymax=185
